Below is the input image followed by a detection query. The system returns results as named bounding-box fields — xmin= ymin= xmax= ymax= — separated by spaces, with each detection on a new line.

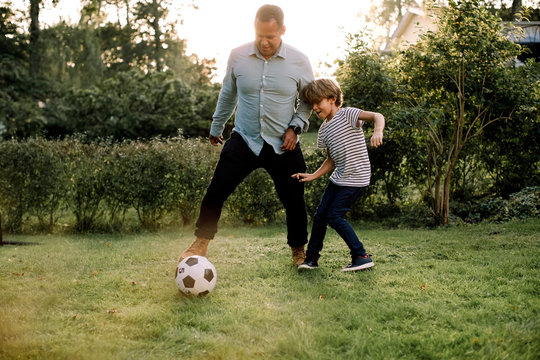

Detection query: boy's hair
xmin=255 ymin=4 xmax=284 ymax=29
xmin=302 ymin=78 xmax=343 ymax=107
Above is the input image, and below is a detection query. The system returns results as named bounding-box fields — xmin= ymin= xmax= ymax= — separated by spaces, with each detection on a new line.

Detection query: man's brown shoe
xmin=291 ymin=246 xmax=306 ymax=267
xmin=179 ymin=237 xmax=210 ymax=262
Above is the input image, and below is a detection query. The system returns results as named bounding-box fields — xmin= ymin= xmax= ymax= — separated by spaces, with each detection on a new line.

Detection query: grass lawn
xmin=1 ymin=219 xmax=539 ymax=359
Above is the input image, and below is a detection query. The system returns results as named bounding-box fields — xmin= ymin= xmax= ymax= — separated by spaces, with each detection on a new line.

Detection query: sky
xmin=9 ymin=0 xmax=377 ymax=79
xmin=178 ymin=0 xmax=374 ymax=79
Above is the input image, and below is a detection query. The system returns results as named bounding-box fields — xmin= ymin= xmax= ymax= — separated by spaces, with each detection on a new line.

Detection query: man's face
xmin=254 ymin=19 xmax=285 ymax=59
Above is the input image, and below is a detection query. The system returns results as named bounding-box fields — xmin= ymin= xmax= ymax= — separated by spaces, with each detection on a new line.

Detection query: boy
xmin=292 ymin=78 xmax=384 ymax=271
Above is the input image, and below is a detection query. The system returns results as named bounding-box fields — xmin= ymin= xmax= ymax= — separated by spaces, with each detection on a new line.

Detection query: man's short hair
xmin=302 ymin=79 xmax=343 ymax=107
xmin=255 ymin=4 xmax=284 ymax=29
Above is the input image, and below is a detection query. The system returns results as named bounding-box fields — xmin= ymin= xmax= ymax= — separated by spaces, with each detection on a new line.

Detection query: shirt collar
xmin=249 ymin=42 xmax=286 ymax=60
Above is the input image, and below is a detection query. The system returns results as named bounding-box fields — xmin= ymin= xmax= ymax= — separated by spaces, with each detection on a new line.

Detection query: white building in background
xmin=507 ymin=21 xmax=540 ymax=63
xmin=383 ymin=8 xmax=540 ymax=64
xmin=383 ymin=8 xmax=438 ymax=53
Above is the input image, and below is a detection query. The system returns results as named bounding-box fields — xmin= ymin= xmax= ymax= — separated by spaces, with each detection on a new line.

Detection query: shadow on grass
xmin=1 ymin=240 xmax=42 ymax=246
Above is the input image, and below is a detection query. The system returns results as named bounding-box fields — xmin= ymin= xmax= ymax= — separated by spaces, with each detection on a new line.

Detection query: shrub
xmin=121 ymin=140 xmax=179 ymax=229
xmin=452 ymin=187 xmax=540 ymax=223
xmin=302 ymin=149 xmax=328 ymax=219
xmin=43 ymin=70 xmax=197 ymax=141
xmin=0 ymin=138 xmax=68 ymax=232
xmin=110 ymin=137 xmax=209 ymax=230
xmin=0 ymin=137 xmax=534 ymax=234
xmin=225 ymin=169 xmax=283 ymax=225
xmin=500 ymin=187 xmax=540 ymax=220
xmin=170 ymin=136 xmax=219 ymax=225
xmin=62 ymin=138 xmax=110 ymax=232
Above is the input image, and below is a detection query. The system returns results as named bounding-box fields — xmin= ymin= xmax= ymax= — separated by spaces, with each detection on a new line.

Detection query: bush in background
xmin=43 ymin=70 xmax=197 ymax=141
xmin=0 ymin=138 xmax=68 ymax=232
xmin=62 ymin=138 xmax=110 ymax=232
xmin=0 ymin=136 xmax=221 ymax=233
xmin=0 ymin=137 xmax=537 ymax=234
xmin=452 ymin=187 xmax=540 ymax=223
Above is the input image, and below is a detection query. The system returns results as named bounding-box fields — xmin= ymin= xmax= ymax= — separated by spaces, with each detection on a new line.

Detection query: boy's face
xmin=254 ymin=20 xmax=285 ymax=60
xmin=312 ymin=98 xmax=337 ymax=121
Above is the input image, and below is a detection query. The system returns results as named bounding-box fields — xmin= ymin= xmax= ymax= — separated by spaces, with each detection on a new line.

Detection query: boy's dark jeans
xmin=194 ymin=132 xmax=308 ymax=248
xmin=306 ymin=182 xmax=367 ymax=260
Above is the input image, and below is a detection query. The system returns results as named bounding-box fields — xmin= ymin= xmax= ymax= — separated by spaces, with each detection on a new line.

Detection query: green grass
xmin=1 ymin=219 xmax=539 ymax=359
xmin=300 ymin=131 xmax=318 ymax=149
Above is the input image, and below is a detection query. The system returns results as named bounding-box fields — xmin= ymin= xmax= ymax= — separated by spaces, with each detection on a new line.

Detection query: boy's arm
xmin=292 ymin=150 xmax=335 ymax=183
xmin=358 ymin=111 xmax=385 ymax=148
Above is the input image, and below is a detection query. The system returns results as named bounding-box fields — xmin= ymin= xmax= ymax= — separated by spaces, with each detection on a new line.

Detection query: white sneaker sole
xmin=298 ymin=264 xmax=318 ymax=270
xmin=341 ymin=262 xmax=374 ymax=272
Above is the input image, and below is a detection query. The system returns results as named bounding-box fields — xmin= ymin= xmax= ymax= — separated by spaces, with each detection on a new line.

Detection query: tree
xmin=0 ymin=5 xmax=24 ymax=59
xmin=512 ymin=0 xmax=522 ymax=19
xmin=335 ymin=34 xmax=410 ymax=207
xmin=398 ymin=0 xmax=528 ymax=224
xmin=0 ymin=4 xmax=55 ymax=139
xmin=133 ymin=0 xmax=172 ymax=72
xmin=43 ymin=69 xmax=196 ymax=140
xmin=374 ymin=0 xmax=423 ymax=38
xmin=29 ymin=0 xmax=40 ymax=78
xmin=28 ymin=0 xmax=60 ymax=78
xmin=477 ymin=59 xmax=540 ymax=197
xmin=2 ymin=0 xmax=217 ymax=140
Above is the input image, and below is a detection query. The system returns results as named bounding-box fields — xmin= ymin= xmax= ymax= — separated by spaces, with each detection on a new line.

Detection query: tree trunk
xmin=434 ymin=171 xmax=442 ymax=219
xmin=29 ymin=0 xmax=41 ymax=78
xmin=152 ymin=0 xmax=163 ymax=72
xmin=512 ymin=0 xmax=522 ymax=21
xmin=125 ymin=0 xmax=131 ymax=26
xmin=427 ymin=136 xmax=445 ymax=223
xmin=442 ymin=161 xmax=456 ymax=225
xmin=0 ymin=212 xmax=3 ymax=246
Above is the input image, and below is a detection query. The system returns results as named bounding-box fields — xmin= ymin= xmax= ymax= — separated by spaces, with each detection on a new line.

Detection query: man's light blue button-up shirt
xmin=210 ymin=42 xmax=314 ymax=155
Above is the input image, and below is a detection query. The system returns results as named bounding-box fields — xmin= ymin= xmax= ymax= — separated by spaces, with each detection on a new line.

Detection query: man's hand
xmin=280 ymin=128 xmax=297 ymax=151
xmin=210 ymin=134 xmax=223 ymax=146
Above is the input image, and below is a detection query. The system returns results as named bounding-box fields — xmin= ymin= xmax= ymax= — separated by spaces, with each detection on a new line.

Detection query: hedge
xmin=0 ymin=137 xmax=328 ymax=233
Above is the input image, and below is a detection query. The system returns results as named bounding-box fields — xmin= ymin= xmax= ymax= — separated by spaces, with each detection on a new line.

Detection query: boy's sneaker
xmin=341 ymin=254 xmax=374 ymax=272
xmin=298 ymin=258 xmax=319 ymax=270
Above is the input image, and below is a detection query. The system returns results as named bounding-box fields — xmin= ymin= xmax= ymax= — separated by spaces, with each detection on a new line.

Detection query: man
xmin=179 ymin=4 xmax=314 ymax=266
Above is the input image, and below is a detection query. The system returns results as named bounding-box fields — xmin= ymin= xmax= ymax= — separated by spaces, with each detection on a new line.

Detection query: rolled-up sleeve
xmin=289 ymin=57 xmax=314 ymax=133
xmin=210 ymin=59 xmax=238 ymax=137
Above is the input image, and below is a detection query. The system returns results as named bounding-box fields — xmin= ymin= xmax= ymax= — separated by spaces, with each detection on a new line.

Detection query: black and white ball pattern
xmin=175 ymin=255 xmax=217 ymax=296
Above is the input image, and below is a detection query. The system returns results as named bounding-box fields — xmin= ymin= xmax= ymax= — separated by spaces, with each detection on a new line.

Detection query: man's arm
xmin=289 ymin=57 xmax=314 ymax=132
xmin=209 ymin=56 xmax=238 ymax=141
xmin=281 ymin=56 xmax=314 ymax=151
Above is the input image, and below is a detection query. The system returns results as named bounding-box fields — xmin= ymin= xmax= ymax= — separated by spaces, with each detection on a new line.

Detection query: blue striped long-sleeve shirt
xmin=210 ymin=41 xmax=314 ymax=155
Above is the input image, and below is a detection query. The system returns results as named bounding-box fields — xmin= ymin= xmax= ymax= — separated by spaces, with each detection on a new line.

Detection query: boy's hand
xmin=370 ymin=131 xmax=383 ymax=148
xmin=291 ymin=173 xmax=315 ymax=182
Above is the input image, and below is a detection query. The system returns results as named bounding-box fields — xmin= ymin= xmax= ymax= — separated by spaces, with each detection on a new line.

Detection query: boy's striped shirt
xmin=317 ymin=107 xmax=371 ymax=187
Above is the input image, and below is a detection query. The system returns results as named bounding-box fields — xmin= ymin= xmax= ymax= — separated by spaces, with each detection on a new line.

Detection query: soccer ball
xmin=175 ymin=255 xmax=217 ymax=296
